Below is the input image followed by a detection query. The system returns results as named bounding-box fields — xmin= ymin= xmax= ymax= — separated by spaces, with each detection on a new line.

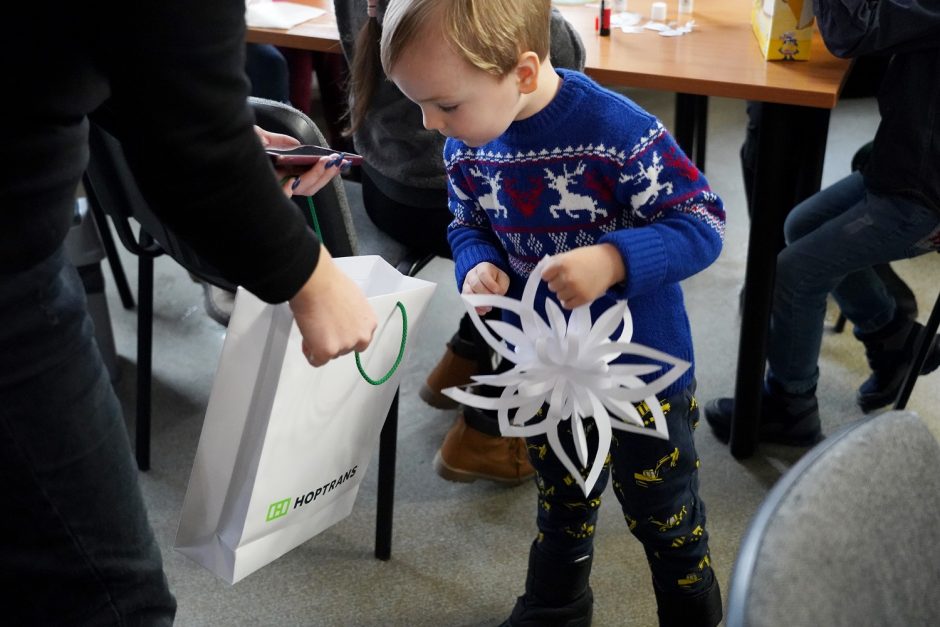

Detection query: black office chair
xmin=726 ymin=410 xmax=940 ymax=627
xmin=83 ymin=97 xmax=431 ymax=560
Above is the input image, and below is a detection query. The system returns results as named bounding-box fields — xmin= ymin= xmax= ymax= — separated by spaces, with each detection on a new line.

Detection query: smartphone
xmin=266 ymin=145 xmax=364 ymax=167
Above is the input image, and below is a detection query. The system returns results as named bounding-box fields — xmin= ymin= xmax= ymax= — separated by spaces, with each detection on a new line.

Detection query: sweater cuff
xmin=599 ymin=229 xmax=666 ymax=299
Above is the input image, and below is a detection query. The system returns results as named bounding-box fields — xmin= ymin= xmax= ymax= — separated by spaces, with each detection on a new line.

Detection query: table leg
xmin=730 ymin=103 xmax=830 ymax=459
xmin=674 ymin=93 xmax=708 ymax=172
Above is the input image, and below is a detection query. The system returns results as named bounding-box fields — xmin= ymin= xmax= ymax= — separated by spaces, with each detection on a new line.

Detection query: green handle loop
xmin=356 ymin=301 xmax=408 ymax=385
xmin=305 ymin=194 xmax=407 ymax=385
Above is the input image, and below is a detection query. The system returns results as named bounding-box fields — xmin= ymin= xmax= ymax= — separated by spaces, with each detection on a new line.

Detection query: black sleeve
xmin=97 ymin=0 xmax=320 ymax=303
xmin=814 ymin=0 xmax=940 ymax=57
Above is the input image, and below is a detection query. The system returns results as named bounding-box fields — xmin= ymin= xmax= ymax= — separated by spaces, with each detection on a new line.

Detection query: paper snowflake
xmin=442 ymin=257 xmax=690 ymax=496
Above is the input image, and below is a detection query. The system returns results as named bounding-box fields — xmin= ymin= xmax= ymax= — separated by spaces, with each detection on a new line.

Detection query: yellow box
xmin=751 ymin=0 xmax=815 ymax=61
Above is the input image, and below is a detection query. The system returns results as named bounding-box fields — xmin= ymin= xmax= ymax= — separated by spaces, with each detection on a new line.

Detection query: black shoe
xmin=856 ymin=315 xmax=940 ymax=412
xmin=705 ymin=382 xmax=823 ymax=447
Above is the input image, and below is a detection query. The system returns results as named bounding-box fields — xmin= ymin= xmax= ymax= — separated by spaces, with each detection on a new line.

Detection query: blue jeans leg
xmin=0 ymin=248 xmax=176 ymax=626
xmin=767 ymin=172 xmax=940 ymax=393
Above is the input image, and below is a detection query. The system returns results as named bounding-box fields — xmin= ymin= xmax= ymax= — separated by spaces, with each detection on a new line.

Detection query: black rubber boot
xmin=704 ymin=379 xmax=823 ymax=447
xmin=653 ymin=576 xmax=723 ymax=627
xmin=855 ymin=314 xmax=940 ymax=412
xmin=500 ymin=542 xmax=594 ymax=627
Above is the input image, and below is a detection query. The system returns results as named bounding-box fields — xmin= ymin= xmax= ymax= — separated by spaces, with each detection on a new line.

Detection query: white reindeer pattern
xmin=543 ymin=162 xmax=608 ymax=222
xmin=469 ymin=166 xmax=508 ymax=219
xmin=620 ymin=152 xmax=674 ymax=209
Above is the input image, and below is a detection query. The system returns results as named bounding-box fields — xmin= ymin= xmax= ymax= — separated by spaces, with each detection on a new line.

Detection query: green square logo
xmin=266 ymin=498 xmax=291 ymax=522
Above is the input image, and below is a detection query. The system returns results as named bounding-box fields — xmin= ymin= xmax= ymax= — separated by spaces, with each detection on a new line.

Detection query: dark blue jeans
xmin=526 ymin=383 xmax=714 ymax=595
xmin=767 ymin=172 xmax=940 ymax=394
xmin=0 ymin=247 xmax=175 ymax=625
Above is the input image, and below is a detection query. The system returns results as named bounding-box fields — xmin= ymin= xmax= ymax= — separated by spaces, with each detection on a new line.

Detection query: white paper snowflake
xmin=442 ymin=257 xmax=690 ymax=496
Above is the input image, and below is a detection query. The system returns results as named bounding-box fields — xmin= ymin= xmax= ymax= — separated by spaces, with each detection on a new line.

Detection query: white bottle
xmin=678 ymin=0 xmax=694 ymax=15
xmin=613 ymin=0 xmax=627 ymax=12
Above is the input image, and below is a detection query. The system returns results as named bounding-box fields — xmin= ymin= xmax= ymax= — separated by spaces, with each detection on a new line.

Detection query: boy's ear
xmin=515 ymin=51 xmax=541 ymax=95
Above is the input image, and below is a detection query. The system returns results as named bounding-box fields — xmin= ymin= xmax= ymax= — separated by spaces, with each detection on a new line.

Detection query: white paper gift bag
xmin=175 ymin=255 xmax=435 ymax=584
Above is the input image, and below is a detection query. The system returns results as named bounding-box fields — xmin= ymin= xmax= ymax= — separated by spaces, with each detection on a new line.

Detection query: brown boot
xmin=433 ymin=415 xmax=535 ymax=485
xmin=420 ymin=346 xmax=481 ymax=409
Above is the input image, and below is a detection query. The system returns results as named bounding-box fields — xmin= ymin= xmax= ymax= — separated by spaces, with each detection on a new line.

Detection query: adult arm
xmin=99 ymin=0 xmax=374 ymax=359
xmin=814 ymin=0 xmax=940 ymax=57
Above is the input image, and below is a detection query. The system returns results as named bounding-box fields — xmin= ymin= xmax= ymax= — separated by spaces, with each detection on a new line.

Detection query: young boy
xmin=382 ymin=1 xmax=725 ymax=625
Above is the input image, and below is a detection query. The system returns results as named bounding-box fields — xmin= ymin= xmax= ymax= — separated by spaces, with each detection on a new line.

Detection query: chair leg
xmin=895 ymin=289 xmax=940 ymax=410
xmin=833 ymin=312 xmax=847 ymax=333
xmin=375 ymin=389 xmax=399 ymax=561
xmin=136 ymin=236 xmax=154 ymax=472
xmin=87 ymin=197 xmax=136 ymax=310
xmin=674 ymin=93 xmax=708 ymax=172
xmin=694 ymin=94 xmax=708 ymax=173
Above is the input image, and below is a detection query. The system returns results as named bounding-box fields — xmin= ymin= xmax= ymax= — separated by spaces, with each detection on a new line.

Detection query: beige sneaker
xmin=433 ymin=414 xmax=535 ymax=485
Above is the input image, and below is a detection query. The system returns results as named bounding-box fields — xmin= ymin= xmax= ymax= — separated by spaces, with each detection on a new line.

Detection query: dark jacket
xmin=814 ymin=0 xmax=940 ymax=214
xmin=2 ymin=0 xmax=319 ymax=302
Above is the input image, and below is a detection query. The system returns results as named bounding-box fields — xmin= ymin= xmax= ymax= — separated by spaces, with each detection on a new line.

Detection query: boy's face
xmin=389 ymin=30 xmax=525 ymax=148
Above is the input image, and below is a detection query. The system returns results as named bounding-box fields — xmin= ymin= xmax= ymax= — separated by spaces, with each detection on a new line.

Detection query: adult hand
xmin=253 ymin=125 xmax=346 ymax=197
xmin=542 ymin=244 xmax=626 ymax=309
xmin=289 ymin=245 xmax=377 ymax=367
xmin=462 ymin=262 xmax=510 ymax=315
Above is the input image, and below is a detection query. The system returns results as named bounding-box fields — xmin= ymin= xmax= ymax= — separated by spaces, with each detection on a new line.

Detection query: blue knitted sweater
xmin=445 ymin=69 xmax=725 ymax=396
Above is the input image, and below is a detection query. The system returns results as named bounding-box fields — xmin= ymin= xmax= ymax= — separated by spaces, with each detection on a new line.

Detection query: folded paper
xmin=245 ymin=1 xmax=325 ymax=29
xmin=442 ymin=257 xmax=689 ymax=496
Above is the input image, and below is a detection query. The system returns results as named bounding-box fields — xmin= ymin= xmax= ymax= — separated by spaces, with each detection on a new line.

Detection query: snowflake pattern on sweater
xmin=444 ymin=70 xmax=725 ymax=396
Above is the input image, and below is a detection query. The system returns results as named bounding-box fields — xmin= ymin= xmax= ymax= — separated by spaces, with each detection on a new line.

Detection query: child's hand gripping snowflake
xmin=463 ymin=262 xmax=510 ymax=315
xmin=542 ymin=244 xmax=626 ymax=310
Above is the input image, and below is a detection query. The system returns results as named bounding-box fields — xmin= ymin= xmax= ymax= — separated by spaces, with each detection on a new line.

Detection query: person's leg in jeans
xmin=0 ymin=248 xmax=176 ymax=626
xmin=244 ymin=44 xmax=290 ymax=102
xmin=706 ymin=173 xmax=940 ymax=442
xmin=768 ymin=172 xmax=940 ymax=394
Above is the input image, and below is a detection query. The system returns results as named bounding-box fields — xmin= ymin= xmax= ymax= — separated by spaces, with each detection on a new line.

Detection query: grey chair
xmin=726 ymin=410 xmax=940 ymax=627
xmin=83 ymin=97 xmax=430 ymax=560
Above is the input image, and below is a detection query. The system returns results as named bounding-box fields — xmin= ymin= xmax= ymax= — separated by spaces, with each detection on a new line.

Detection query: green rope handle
xmin=356 ymin=301 xmax=408 ymax=385
xmin=301 ymin=192 xmax=407 ymax=385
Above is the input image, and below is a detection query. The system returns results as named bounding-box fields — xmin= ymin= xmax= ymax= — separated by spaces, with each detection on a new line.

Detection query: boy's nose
xmin=421 ymin=109 xmax=443 ymax=132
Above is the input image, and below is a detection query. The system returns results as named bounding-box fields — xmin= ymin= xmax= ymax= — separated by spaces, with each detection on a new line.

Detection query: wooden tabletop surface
xmin=246 ymin=0 xmax=852 ymax=108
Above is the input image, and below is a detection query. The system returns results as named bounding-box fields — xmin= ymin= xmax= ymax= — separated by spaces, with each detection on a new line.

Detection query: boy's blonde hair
xmin=381 ymin=0 xmax=552 ymax=77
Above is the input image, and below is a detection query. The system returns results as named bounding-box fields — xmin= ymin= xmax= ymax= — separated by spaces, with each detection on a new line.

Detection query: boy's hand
xmin=462 ymin=262 xmax=510 ymax=314
xmin=542 ymin=244 xmax=626 ymax=310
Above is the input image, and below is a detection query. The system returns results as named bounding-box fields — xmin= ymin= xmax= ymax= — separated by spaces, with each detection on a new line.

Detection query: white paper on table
xmin=442 ymin=256 xmax=689 ymax=497
xmin=246 ymin=2 xmax=325 ymax=29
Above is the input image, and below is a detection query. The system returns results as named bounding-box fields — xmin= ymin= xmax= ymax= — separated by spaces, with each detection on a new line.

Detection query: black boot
xmin=855 ymin=314 xmax=940 ymax=412
xmin=500 ymin=542 xmax=593 ymax=627
xmin=873 ymin=264 xmax=918 ymax=320
xmin=653 ymin=576 xmax=723 ymax=627
xmin=704 ymin=379 xmax=823 ymax=447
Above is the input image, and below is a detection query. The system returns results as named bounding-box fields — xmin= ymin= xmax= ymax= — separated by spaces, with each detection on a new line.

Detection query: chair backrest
xmin=83 ymin=98 xmax=358 ymax=290
xmin=727 ymin=410 xmax=940 ymax=627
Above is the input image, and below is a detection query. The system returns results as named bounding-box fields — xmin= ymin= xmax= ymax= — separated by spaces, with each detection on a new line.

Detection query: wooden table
xmin=248 ymin=0 xmax=853 ymax=460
